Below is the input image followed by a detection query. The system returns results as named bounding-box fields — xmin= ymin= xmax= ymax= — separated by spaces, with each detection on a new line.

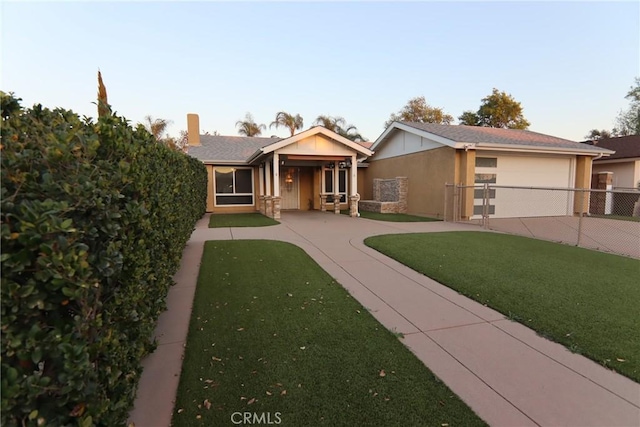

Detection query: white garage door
xmin=474 ymin=154 xmax=574 ymax=219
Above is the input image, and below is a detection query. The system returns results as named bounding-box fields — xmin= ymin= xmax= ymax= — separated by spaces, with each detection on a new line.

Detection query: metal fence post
xmin=453 ymin=184 xmax=459 ymax=222
xmin=483 ymin=183 xmax=489 ymax=229
xmin=444 ymin=183 xmax=449 ymax=222
xmin=576 ymin=189 xmax=584 ymax=247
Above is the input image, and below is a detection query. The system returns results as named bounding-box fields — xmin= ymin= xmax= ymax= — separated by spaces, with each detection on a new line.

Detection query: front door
xmin=280 ymin=167 xmax=300 ymax=210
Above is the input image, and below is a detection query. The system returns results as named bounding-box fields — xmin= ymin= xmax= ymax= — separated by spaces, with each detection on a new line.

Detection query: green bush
xmin=1 ymin=93 xmax=207 ymax=426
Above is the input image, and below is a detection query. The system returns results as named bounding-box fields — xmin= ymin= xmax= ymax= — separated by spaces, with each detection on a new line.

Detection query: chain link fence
xmin=444 ymin=184 xmax=640 ymax=258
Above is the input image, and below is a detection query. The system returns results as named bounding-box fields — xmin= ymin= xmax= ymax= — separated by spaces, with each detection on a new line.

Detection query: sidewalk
xmin=128 ymin=212 xmax=640 ymax=427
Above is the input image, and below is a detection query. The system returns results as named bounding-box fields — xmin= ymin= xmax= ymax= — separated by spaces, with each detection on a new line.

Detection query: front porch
xmin=247 ymin=127 xmax=372 ymax=219
xmin=255 ymin=160 xmax=361 ymax=220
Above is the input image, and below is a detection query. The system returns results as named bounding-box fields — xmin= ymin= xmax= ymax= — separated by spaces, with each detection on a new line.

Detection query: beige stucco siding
xmin=592 ymin=160 xmax=640 ymax=189
xmin=365 ymin=146 xmax=456 ymax=218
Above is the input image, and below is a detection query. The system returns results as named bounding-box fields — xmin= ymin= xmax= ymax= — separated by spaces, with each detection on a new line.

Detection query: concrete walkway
xmin=128 ymin=212 xmax=640 ymax=427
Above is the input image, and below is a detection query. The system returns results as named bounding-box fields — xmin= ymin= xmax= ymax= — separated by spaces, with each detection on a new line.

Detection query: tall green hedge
xmin=1 ymin=94 xmax=207 ymax=426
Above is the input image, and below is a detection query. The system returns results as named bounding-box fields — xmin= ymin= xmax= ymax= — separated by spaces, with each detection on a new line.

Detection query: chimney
xmin=187 ymin=113 xmax=201 ymax=146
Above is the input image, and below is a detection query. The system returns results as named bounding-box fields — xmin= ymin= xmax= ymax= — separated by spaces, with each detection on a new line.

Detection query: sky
xmin=2 ymin=1 xmax=639 ymax=142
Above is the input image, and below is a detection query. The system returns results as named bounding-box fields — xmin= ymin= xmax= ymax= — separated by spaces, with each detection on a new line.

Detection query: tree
xmin=458 ymin=111 xmax=480 ymax=126
xmin=314 ymin=115 xmax=366 ymax=142
xmin=270 ymin=111 xmax=304 ymax=136
xmin=464 ymin=88 xmax=530 ymax=129
xmin=1 ymin=91 xmax=21 ymax=119
xmin=236 ymin=113 xmax=266 ymax=137
xmin=584 ymin=129 xmax=613 ymax=141
xmin=614 ymin=77 xmax=640 ymax=136
xmin=97 ymin=70 xmax=111 ymax=118
xmin=384 ymin=96 xmax=453 ymax=128
xmin=144 ymin=116 xmax=171 ymax=140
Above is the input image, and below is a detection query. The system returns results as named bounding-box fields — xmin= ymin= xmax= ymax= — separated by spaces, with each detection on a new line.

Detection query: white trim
xmin=247 ymin=126 xmax=373 ymax=163
xmin=472 ymin=143 xmax=613 ymax=157
xmin=593 ymin=157 xmax=640 ymax=164
xmin=322 ymin=167 xmax=348 ymax=203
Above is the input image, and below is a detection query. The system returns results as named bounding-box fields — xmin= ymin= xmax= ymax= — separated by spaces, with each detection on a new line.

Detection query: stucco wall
xmin=365 ymin=146 xmax=455 ymax=218
xmin=592 ymin=160 xmax=639 ymax=189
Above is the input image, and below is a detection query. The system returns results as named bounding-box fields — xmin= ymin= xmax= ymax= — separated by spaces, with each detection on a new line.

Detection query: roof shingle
xmin=187 ymin=135 xmax=281 ymax=162
xmin=591 ymin=135 xmax=640 ymax=160
xmin=399 ymin=122 xmax=610 ymax=152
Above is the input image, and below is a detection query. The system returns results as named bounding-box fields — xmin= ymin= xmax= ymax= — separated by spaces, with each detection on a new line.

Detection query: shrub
xmin=1 ymin=94 xmax=207 ymax=426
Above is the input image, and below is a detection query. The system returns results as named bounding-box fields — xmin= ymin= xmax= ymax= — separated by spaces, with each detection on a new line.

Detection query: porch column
xmin=333 ymin=161 xmax=340 ymax=214
xmin=272 ymin=153 xmax=281 ymax=219
xmin=258 ymin=164 xmax=265 ymax=215
xmin=349 ymin=155 xmax=359 ymax=217
xmin=265 ymin=159 xmax=273 ymax=218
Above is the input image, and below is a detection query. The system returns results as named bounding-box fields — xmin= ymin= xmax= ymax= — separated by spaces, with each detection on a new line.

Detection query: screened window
xmin=214 ymin=167 xmax=254 ymax=206
xmin=324 ymin=169 xmax=347 ymax=203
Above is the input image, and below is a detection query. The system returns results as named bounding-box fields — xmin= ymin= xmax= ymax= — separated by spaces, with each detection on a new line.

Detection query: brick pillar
xmin=258 ymin=195 xmax=266 ymax=215
xmin=333 ymin=198 xmax=341 ymax=215
xmin=272 ymin=196 xmax=281 ymax=220
xmin=265 ymin=196 xmax=273 ymax=218
xmin=373 ymin=179 xmax=382 ymax=202
xmin=349 ymin=194 xmax=360 ymax=217
xmin=320 ymin=194 xmax=327 ymax=212
xmin=589 ymin=172 xmax=612 ymax=215
xmin=396 ymin=177 xmax=408 ymax=214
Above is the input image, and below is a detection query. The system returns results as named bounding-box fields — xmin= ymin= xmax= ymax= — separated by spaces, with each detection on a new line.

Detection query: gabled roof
xmin=590 ymin=135 xmax=640 ymax=161
xmin=188 ymin=135 xmax=281 ymax=163
xmin=246 ymin=126 xmax=373 ymax=163
xmin=372 ymin=122 xmax=613 ymax=156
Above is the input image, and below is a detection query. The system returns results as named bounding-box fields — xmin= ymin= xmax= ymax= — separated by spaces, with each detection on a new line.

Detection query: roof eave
xmin=466 ymin=142 xmax=614 ymax=156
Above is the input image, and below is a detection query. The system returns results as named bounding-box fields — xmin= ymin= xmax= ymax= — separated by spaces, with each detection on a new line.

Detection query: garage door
xmin=474 ymin=154 xmax=574 ymax=219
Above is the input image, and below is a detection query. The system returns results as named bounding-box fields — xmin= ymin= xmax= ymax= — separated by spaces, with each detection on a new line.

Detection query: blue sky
xmin=2 ymin=1 xmax=638 ymax=141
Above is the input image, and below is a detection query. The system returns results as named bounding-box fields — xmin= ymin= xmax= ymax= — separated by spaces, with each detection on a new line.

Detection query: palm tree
xmin=314 ymin=115 xmax=346 ymax=133
xmin=236 ymin=113 xmax=266 ymax=137
xmin=144 ymin=116 xmax=171 ymax=141
xmin=314 ymin=115 xmax=365 ymax=142
xmin=270 ymin=111 xmax=303 ymax=136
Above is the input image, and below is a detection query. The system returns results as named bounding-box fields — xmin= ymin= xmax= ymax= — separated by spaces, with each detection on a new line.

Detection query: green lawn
xmin=208 ymin=213 xmax=279 ymax=228
xmin=172 ymin=240 xmax=486 ymax=427
xmin=590 ymin=214 xmax=640 ymax=222
xmin=341 ymin=210 xmax=441 ymax=222
xmin=365 ymin=231 xmax=640 ymax=382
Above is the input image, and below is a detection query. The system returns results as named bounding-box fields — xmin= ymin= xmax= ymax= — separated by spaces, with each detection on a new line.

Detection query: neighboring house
xmin=365 ymin=122 xmax=613 ymax=219
xmin=590 ymin=135 xmax=640 ymax=189
xmin=186 ymin=114 xmax=373 ymax=218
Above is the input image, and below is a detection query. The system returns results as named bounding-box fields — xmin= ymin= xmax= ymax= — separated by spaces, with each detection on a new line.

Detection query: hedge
xmin=1 ymin=93 xmax=207 ymax=426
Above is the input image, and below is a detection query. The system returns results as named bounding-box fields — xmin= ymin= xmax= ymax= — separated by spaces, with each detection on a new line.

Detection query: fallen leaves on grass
xmin=203 ymin=399 xmax=211 ymax=410
xmin=379 ymin=370 xmax=386 ymax=377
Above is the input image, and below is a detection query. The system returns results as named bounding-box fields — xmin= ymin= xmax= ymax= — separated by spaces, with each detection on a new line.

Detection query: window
xmin=324 ymin=169 xmax=347 ymax=203
xmin=475 ymin=157 xmax=497 ymax=168
xmin=474 ymin=173 xmax=497 ymax=184
xmin=214 ymin=167 xmax=253 ymax=206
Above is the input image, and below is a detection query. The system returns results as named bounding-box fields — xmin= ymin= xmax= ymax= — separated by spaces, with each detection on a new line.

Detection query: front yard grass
xmin=208 ymin=213 xmax=279 ymax=228
xmin=340 ymin=210 xmax=441 ymax=222
xmin=172 ymin=240 xmax=486 ymax=426
xmin=365 ymin=231 xmax=640 ymax=382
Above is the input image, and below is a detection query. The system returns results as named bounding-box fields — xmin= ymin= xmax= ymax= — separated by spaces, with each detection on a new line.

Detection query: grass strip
xmin=365 ymin=231 xmax=640 ymax=382
xmin=341 ymin=210 xmax=440 ymax=222
xmin=173 ymin=240 xmax=486 ymax=426
xmin=208 ymin=213 xmax=279 ymax=228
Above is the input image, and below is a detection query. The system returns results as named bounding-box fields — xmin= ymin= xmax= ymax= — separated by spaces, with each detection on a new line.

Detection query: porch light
xmin=285 ymin=170 xmax=294 ymax=191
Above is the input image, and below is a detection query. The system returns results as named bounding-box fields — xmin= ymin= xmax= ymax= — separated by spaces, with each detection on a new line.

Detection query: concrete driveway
xmin=128 ymin=211 xmax=640 ymax=427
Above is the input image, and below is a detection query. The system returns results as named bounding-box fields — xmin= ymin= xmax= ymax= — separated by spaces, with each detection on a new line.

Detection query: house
xmin=366 ymin=122 xmax=613 ymax=219
xmin=590 ymin=135 xmax=640 ymax=190
xmin=186 ymin=114 xmax=373 ymax=219
xmin=186 ymin=114 xmax=613 ymax=220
